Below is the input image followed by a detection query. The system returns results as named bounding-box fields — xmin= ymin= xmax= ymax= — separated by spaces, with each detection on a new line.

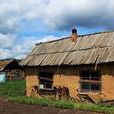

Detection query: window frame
xmin=80 ymin=70 xmax=101 ymax=92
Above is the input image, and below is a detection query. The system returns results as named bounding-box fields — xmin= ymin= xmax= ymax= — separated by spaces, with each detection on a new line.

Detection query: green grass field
xmin=8 ymin=96 xmax=114 ymax=114
xmin=0 ymin=80 xmax=25 ymax=97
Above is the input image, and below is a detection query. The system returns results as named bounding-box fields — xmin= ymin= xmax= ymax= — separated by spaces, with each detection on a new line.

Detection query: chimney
xmin=71 ymin=28 xmax=78 ymax=42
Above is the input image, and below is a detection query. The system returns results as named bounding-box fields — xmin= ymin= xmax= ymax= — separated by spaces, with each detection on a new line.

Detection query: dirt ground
xmin=0 ymin=97 xmax=104 ymax=114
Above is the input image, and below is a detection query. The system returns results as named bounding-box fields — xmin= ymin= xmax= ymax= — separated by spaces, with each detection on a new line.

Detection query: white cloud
xmin=13 ymin=35 xmax=60 ymax=58
xmin=37 ymin=35 xmax=59 ymax=43
xmin=0 ymin=0 xmax=114 ymax=32
xmin=0 ymin=33 xmax=15 ymax=48
xmin=43 ymin=0 xmax=114 ymax=30
xmin=0 ymin=49 xmax=12 ymax=59
xmin=0 ymin=0 xmax=46 ymax=34
xmin=0 ymin=34 xmax=60 ymax=59
xmin=1 ymin=0 xmax=114 ymax=59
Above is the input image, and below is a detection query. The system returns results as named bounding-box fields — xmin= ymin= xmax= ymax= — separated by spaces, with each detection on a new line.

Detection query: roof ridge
xmin=36 ymin=30 xmax=114 ymax=45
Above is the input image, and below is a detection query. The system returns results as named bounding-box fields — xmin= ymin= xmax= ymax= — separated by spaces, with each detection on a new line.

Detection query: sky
xmin=0 ymin=0 xmax=114 ymax=59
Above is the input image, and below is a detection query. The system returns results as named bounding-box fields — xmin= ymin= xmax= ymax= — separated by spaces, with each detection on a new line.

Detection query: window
xmin=80 ymin=70 xmax=101 ymax=91
xmin=39 ymin=72 xmax=53 ymax=89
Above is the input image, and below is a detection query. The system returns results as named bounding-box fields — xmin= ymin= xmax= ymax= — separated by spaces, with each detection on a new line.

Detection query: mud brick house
xmin=21 ymin=29 xmax=114 ymax=102
xmin=0 ymin=59 xmax=24 ymax=81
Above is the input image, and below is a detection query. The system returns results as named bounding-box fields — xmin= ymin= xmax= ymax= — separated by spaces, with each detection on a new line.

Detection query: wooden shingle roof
xmin=21 ymin=31 xmax=114 ymax=66
xmin=0 ymin=59 xmax=23 ymax=71
xmin=0 ymin=59 xmax=13 ymax=71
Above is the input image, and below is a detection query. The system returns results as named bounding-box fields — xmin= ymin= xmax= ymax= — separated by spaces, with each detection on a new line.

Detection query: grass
xmin=0 ymin=80 xmax=25 ymax=97
xmin=1 ymin=80 xmax=114 ymax=114
xmin=8 ymin=96 xmax=114 ymax=114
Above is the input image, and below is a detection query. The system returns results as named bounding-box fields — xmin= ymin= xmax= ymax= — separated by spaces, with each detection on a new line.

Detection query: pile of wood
xmin=77 ymin=93 xmax=95 ymax=103
xmin=30 ymin=85 xmax=103 ymax=103
xmin=31 ymin=86 xmax=39 ymax=97
xmin=55 ymin=86 xmax=70 ymax=100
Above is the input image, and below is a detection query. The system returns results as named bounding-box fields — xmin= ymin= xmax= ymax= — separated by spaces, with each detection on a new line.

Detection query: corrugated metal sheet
xmin=21 ymin=31 xmax=114 ymax=66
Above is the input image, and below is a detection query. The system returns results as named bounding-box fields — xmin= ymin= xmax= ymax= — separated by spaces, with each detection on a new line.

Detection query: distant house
xmin=0 ymin=59 xmax=24 ymax=82
xmin=21 ymin=29 xmax=114 ymax=102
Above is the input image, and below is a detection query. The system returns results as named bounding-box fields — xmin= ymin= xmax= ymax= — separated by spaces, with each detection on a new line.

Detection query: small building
xmin=21 ymin=29 xmax=114 ymax=102
xmin=0 ymin=59 xmax=24 ymax=81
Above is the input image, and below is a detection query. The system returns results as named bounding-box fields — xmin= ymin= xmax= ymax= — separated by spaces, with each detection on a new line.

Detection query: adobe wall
xmin=53 ymin=66 xmax=100 ymax=101
xmin=53 ymin=66 xmax=80 ymax=98
xmin=25 ymin=64 xmax=114 ymax=101
xmin=100 ymin=64 xmax=114 ymax=100
xmin=25 ymin=67 xmax=39 ymax=96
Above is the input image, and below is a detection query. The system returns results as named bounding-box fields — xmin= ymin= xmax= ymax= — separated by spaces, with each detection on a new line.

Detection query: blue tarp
xmin=0 ymin=72 xmax=6 ymax=83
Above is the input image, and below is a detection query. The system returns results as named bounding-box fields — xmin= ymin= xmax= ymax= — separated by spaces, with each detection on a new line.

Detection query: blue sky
xmin=0 ymin=0 xmax=114 ymax=59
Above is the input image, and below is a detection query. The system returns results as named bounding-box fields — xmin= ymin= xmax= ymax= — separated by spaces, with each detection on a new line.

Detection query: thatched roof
xmin=21 ymin=31 xmax=114 ymax=66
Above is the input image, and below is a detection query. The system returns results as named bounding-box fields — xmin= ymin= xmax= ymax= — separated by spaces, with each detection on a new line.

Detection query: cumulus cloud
xmin=0 ymin=34 xmax=60 ymax=59
xmin=0 ymin=33 xmax=15 ymax=48
xmin=43 ymin=0 xmax=114 ymax=30
xmin=0 ymin=49 xmax=12 ymax=59
xmin=0 ymin=0 xmax=46 ymax=34
xmin=0 ymin=0 xmax=114 ymax=59
xmin=14 ymin=35 xmax=60 ymax=57
xmin=5 ymin=0 xmax=111 ymax=30
xmin=1 ymin=0 xmax=114 ymax=32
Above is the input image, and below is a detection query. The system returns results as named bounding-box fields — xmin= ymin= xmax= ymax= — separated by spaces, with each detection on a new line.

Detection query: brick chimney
xmin=71 ymin=28 xmax=78 ymax=42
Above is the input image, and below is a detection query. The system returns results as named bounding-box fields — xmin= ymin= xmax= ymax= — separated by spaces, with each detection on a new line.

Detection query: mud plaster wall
xmin=25 ymin=64 xmax=114 ymax=100
xmin=100 ymin=64 xmax=114 ymax=100
xmin=25 ymin=67 xmax=39 ymax=96
xmin=53 ymin=66 xmax=80 ymax=98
